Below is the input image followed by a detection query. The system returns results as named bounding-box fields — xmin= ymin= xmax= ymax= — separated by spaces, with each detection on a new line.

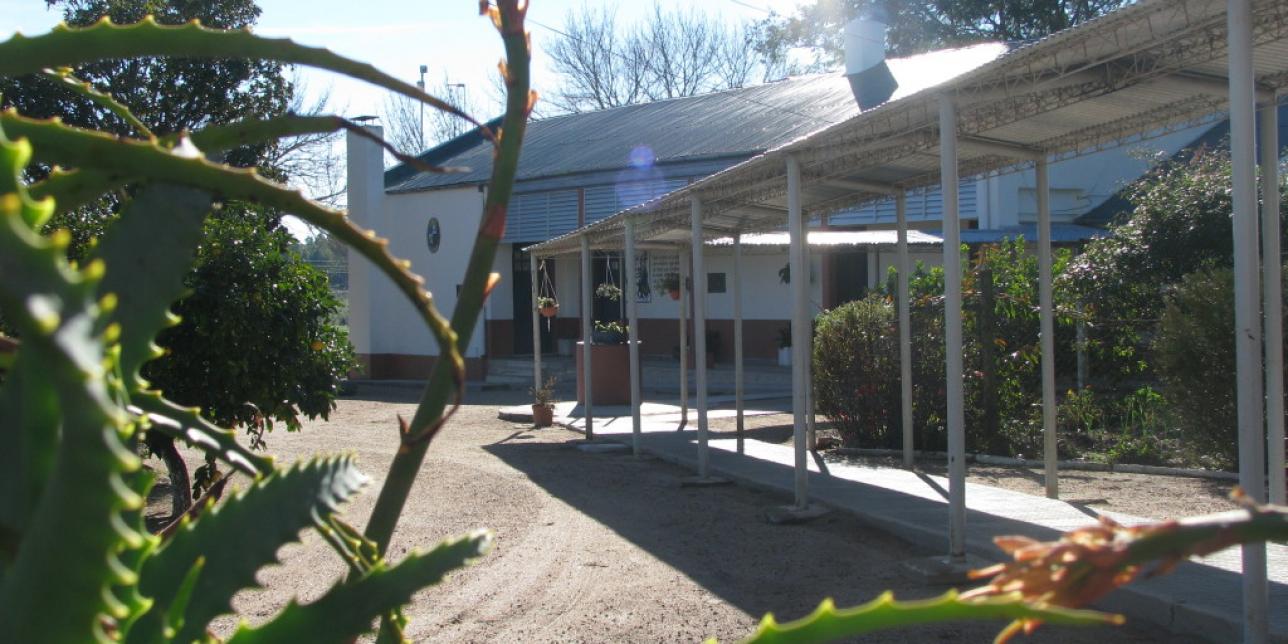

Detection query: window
xmin=707 ymin=272 xmax=726 ymax=294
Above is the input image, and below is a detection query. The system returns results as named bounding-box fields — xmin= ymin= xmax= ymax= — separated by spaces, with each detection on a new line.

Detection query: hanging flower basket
xmin=537 ymin=296 xmax=559 ymax=318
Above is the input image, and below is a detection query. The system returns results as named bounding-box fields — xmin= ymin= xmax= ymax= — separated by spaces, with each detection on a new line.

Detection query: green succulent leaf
xmin=727 ymin=590 xmax=1122 ymax=644
xmin=91 ymin=184 xmax=211 ymax=381
xmin=128 ymin=456 xmax=368 ymax=644
xmin=0 ymin=16 xmax=476 ymax=128
xmin=39 ymin=67 xmax=153 ymax=138
xmin=0 ymin=123 xmax=145 ymax=644
xmin=226 ymin=530 xmax=493 ymax=644
xmin=130 ymin=389 xmax=273 ymax=478
xmin=2 ymin=111 xmax=462 ymax=378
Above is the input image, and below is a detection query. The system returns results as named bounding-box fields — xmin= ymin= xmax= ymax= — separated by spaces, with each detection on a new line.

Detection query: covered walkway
xmin=525 ymin=0 xmax=1288 ymax=640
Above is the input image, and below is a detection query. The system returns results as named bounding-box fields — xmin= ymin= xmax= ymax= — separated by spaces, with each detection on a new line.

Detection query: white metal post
xmin=1229 ymin=0 xmax=1269 ymax=639
xmin=896 ymin=193 xmax=913 ymax=467
xmin=692 ymin=199 xmax=711 ymax=477
xmin=625 ymin=218 xmax=643 ymax=457
xmin=788 ymin=155 xmax=809 ymax=508
xmin=734 ymin=233 xmax=746 ymax=453
xmin=580 ymin=235 xmax=595 ymax=440
xmin=530 ymin=253 xmax=542 ymax=396
xmin=940 ymin=95 xmax=967 ymax=560
xmin=1261 ymin=98 xmax=1285 ymax=506
xmin=805 ymin=231 xmax=817 ymax=450
xmin=1037 ymin=158 xmax=1058 ymax=499
xmin=679 ymin=248 xmax=690 ymax=425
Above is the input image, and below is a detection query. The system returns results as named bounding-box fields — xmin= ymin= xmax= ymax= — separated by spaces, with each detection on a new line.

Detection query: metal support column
xmin=1037 ymin=158 xmax=1058 ymax=499
xmin=679 ymin=248 xmax=689 ymax=427
xmin=788 ymin=155 xmax=809 ymax=509
xmin=1228 ymin=0 xmax=1269 ymax=639
xmin=530 ymin=253 xmax=541 ymax=395
xmin=805 ymin=230 xmax=816 ymax=450
xmin=940 ymin=95 xmax=967 ymax=560
xmin=1261 ymin=98 xmax=1285 ymax=506
xmin=580 ymin=235 xmax=595 ymax=440
xmin=896 ymin=193 xmax=913 ymax=467
xmin=692 ymin=200 xmax=711 ymax=477
xmin=625 ymin=218 xmax=642 ymax=457
xmin=734 ymin=233 xmax=746 ymax=453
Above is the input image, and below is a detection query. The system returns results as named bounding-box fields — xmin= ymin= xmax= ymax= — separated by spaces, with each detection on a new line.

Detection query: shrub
xmin=1153 ymin=266 xmax=1241 ymax=469
xmin=813 ymin=294 xmax=900 ymax=448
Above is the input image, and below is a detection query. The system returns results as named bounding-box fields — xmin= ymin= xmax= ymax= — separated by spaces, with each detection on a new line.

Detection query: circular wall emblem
xmin=426 ymin=217 xmax=441 ymax=253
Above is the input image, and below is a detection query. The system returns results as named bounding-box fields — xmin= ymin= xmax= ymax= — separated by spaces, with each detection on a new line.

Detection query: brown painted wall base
xmin=575 ymin=342 xmax=636 ymax=405
xmin=356 ymin=353 xmax=487 ymax=381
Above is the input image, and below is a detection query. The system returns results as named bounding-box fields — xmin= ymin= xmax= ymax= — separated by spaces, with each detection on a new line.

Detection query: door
xmin=831 ymin=249 xmax=870 ymax=306
xmin=513 ymin=245 xmax=556 ymax=354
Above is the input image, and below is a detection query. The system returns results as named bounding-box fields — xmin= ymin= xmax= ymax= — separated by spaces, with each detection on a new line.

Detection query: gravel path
xmin=151 ymin=385 xmax=1201 ymax=643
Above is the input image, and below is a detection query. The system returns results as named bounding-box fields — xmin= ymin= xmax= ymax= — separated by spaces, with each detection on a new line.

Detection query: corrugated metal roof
xmin=385 ymin=44 xmax=1008 ymax=194
xmin=528 ymin=0 xmax=1288 ymax=256
xmin=704 ymin=224 xmax=1101 ymax=249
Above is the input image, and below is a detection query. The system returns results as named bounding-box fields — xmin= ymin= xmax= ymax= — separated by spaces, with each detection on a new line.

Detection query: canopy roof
xmin=528 ymin=0 xmax=1288 ymax=256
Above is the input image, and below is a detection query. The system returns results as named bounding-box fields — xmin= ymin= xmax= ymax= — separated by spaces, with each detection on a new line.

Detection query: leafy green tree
xmin=2 ymin=0 xmax=355 ymax=512
xmin=754 ymin=0 xmax=1129 ymax=66
xmin=1060 ymin=146 xmax=1287 ymax=385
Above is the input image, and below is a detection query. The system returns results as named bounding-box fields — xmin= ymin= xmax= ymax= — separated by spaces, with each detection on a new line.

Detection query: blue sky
xmin=4 ymin=0 xmax=809 ymax=119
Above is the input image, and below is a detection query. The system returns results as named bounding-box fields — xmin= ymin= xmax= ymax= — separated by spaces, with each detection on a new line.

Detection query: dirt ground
xmin=144 ymin=384 xmax=1214 ymax=643
xmin=706 ymin=407 xmax=1239 ymax=521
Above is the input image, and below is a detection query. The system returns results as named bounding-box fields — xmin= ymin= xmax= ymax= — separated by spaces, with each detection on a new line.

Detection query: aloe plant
xmin=0 ymin=2 xmax=532 ymax=641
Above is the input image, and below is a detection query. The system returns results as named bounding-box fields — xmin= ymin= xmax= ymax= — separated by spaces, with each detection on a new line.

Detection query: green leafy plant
xmin=592 ymin=319 xmax=629 ymax=344
xmin=813 ymin=295 xmax=899 ymax=448
xmin=0 ymin=3 xmax=533 ymax=642
xmin=530 ymin=375 xmax=558 ymax=408
xmin=655 ymin=271 xmax=681 ymax=293
xmin=536 ymin=295 xmax=558 ymax=309
xmin=595 ymin=282 xmax=623 ymax=301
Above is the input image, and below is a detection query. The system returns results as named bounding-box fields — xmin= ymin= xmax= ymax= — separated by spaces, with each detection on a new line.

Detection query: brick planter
xmin=575 ymin=341 xmax=640 ymax=406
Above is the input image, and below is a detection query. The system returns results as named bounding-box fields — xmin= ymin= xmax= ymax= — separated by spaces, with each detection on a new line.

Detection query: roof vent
xmin=844 ymin=10 xmax=897 ymax=110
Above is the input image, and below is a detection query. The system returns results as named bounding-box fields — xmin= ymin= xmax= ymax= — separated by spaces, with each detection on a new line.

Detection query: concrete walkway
xmin=499 ymin=399 xmax=1288 ymax=643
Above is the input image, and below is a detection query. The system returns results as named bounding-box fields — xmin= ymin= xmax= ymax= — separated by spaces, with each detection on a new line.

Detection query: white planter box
xmin=777 ymin=346 xmax=792 ymax=367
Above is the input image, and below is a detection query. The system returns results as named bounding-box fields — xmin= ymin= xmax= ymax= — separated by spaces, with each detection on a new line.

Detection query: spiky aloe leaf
xmin=0 ymin=16 xmax=476 ymax=128
xmin=30 ymin=113 xmax=462 ymax=214
xmin=130 ymin=390 xmax=273 ymax=477
xmin=225 ymin=530 xmax=493 ymax=644
xmin=725 ymin=591 xmax=1122 ymax=644
xmin=91 ymin=184 xmax=210 ymax=381
xmin=0 ymin=124 xmax=145 ymax=643
xmin=126 ymin=456 xmax=368 ymax=644
xmin=39 ymin=67 xmax=153 ymax=138
xmin=1 ymin=111 xmax=462 ymax=379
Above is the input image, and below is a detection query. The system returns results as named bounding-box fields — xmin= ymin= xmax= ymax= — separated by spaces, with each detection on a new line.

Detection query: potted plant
xmin=595 ymin=282 xmax=622 ymax=301
xmin=655 ymin=272 xmax=681 ymax=300
xmin=536 ymin=295 xmax=559 ymax=318
xmin=777 ymin=327 xmax=792 ymax=367
xmin=530 ymin=376 xmax=557 ymax=427
xmin=592 ymin=319 xmax=628 ymax=344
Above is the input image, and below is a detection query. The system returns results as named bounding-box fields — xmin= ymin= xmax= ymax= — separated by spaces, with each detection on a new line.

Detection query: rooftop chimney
xmin=844 ymin=8 xmax=897 ymax=110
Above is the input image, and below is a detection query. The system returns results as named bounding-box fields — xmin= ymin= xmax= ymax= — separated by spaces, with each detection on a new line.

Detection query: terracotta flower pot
xmin=539 ymin=304 xmax=559 ymax=318
xmin=668 ymin=289 xmax=680 ymax=301
xmin=532 ymin=404 xmax=554 ymax=428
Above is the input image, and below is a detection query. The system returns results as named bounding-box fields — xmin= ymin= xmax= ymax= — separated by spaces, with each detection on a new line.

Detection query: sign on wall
xmin=426 ymin=217 xmax=441 ymax=253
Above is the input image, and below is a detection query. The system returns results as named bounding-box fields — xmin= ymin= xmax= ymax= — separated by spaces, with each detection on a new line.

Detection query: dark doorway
xmin=592 ymin=252 xmax=624 ymax=323
xmin=831 ymin=249 xmax=869 ymax=306
xmin=513 ymin=245 xmax=556 ymax=355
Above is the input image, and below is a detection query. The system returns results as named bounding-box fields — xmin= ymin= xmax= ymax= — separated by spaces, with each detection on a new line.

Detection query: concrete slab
xmin=903 ymin=554 xmax=992 ymax=585
xmin=576 ymin=443 xmax=631 ymax=454
xmin=764 ymin=504 xmax=830 ymax=525
xmin=679 ymin=475 xmax=732 ymax=488
xmin=551 ymin=404 xmax=1288 ymax=643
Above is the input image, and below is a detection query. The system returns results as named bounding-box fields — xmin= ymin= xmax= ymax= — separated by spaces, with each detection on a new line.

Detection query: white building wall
xmin=373 ymin=187 xmax=486 ymax=358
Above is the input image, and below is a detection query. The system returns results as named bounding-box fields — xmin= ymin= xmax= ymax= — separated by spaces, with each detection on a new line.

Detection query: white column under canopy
xmin=1037 ymin=158 xmax=1058 ymax=499
xmin=896 ymin=193 xmax=913 ymax=467
xmin=692 ymin=199 xmax=711 ymax=478
xmin=679 ymin=248 xmax=690 ymax=427
xmin=1260 ymin=97 xmax=1285 ymax=506
xmin=580 ymin=234 xmax=595 ymax=440
xmin=1228 ymin=0 xmax=1269 ymax=639
xmin=939 ymin=95 xmax=967 ymax=560
xmin=734 ymin=233 xmax=745 ymax=453
xmin=787 ymin=155 xmax=809 ymax=509
xmin=625 ymin=218 xmax=643 ymax=457
xmin=530 ymin=253 xmax=541 ymax=395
